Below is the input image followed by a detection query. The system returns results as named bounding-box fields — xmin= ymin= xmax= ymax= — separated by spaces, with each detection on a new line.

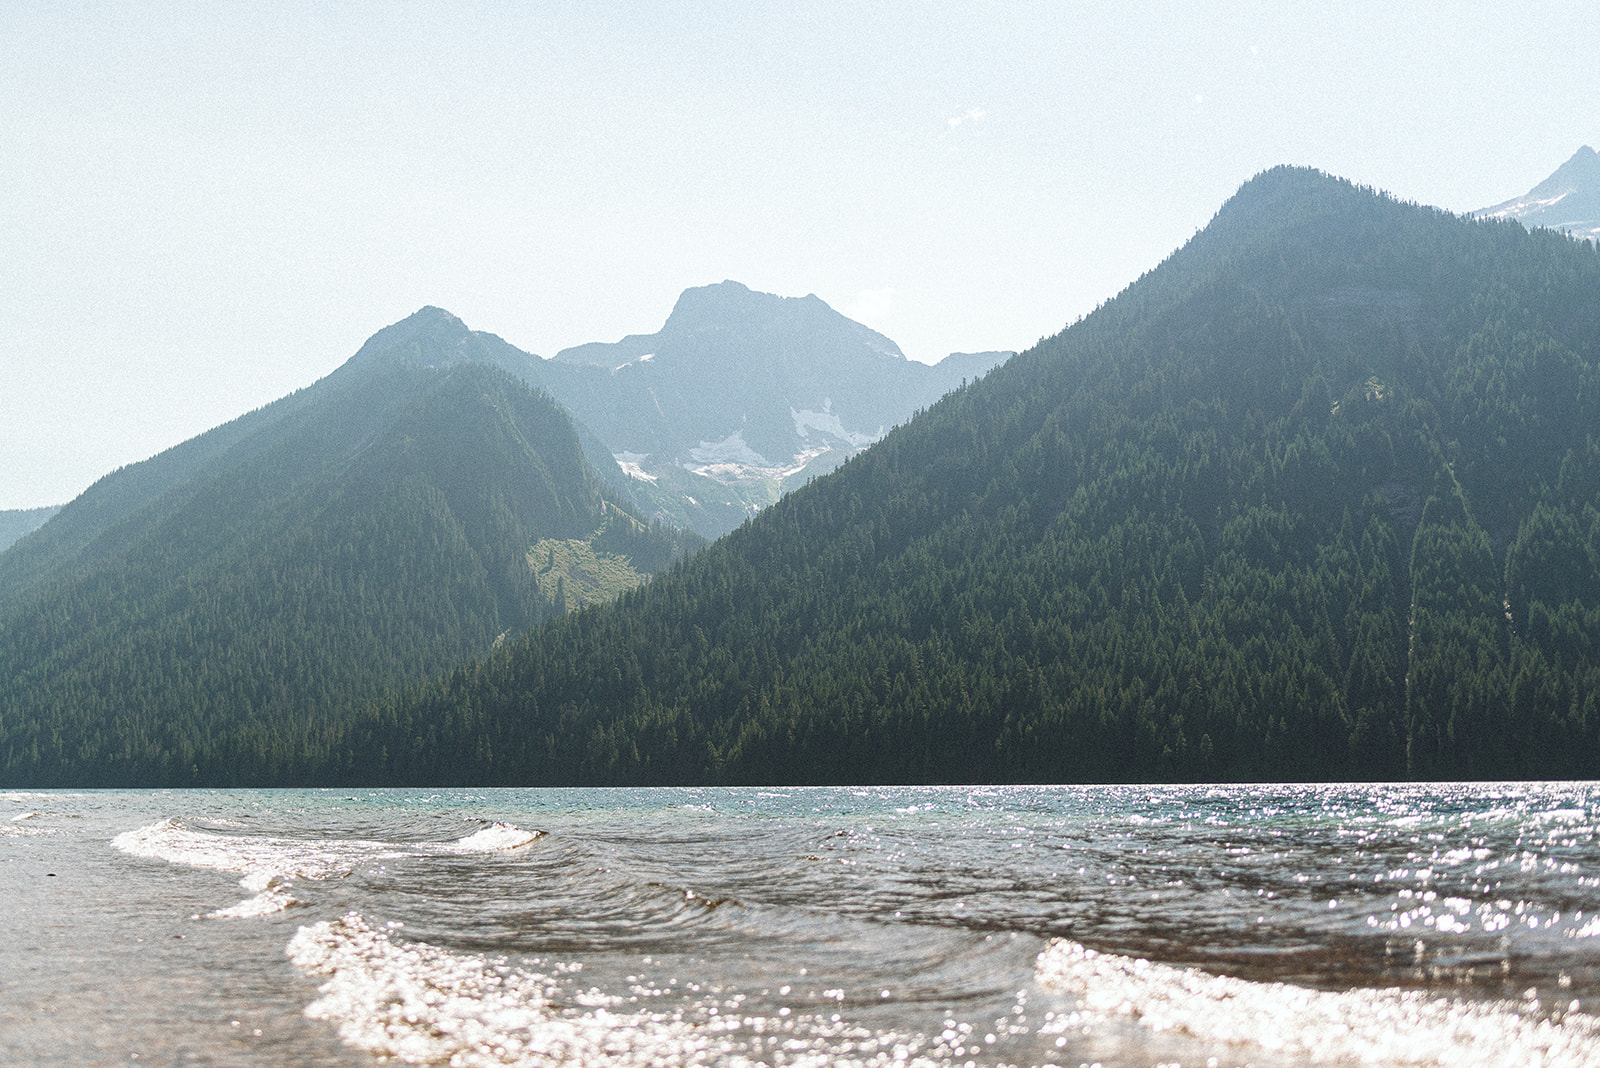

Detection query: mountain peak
xmin=554 ymin=281 xmax=905 ymax=370
xmin=1476 ymin=146 xmax=1600 ymax=240
xmin=660 ymin=281 xmax=904 ymax=358
xmin=347 ymin=306 xmax=474 ymax=369
xmin=664 ymin=279 xmax=801 ymax=322
xmin=1526 ymin=145 xmax=1600 ymax=199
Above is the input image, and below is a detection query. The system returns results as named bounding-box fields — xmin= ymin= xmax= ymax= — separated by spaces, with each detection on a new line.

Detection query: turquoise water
xmin=6 ymin=784 xmax=1600 ymax=1066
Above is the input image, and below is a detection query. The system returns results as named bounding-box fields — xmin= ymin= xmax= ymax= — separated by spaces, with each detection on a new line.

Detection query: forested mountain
xmin=523 ymin=281 xmax=1010 ymax=537
xmin=0 ymin=308 xmax=695 ymax=786
xmin=317 ymin=166 xmax=1600 ymax=786
xmin=1477 ymin=145 xmax=1600 ymax=242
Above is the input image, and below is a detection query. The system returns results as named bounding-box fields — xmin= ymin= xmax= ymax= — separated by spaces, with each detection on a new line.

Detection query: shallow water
xmin=6 ymin=784 xmax=1600 ymax=1066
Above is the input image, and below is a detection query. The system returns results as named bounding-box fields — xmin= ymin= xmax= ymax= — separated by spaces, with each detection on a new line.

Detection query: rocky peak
xmin=1476 ymin=146 xmax=1600 ymax=241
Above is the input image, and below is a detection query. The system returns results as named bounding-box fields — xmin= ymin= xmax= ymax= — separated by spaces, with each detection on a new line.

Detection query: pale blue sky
xmin=4 ymin=1 xmax=1597 ymax=508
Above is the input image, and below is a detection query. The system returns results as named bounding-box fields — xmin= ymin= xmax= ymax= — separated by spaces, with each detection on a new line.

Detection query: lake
xmin=5 ymin=783 xmax=1600 ymax=1066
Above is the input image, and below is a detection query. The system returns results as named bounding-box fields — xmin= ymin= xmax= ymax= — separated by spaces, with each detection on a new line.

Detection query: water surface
xmin=5 ymin=783 xmax=1600 ymax=1066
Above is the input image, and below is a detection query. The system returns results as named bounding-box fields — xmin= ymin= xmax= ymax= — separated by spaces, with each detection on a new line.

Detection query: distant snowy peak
xmin=1476 ymin=146 xmax=1600 ymax=241
xmin=526 ymin=280 xmax=1013 ymax=537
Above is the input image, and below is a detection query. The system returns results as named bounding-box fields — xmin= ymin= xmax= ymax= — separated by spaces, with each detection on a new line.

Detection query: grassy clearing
xmin=528 ymin=531 xmax=650 ymax=611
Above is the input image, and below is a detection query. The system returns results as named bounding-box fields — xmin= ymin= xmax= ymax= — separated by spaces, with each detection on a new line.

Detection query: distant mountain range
xmin=290 ymin=281 xmax=1010 ymax=540
xmin=16 ymin=156 xmax=1600 ymax=788
xmin=1476 ymin=145 xmax=1600 ymax=241
xmin=0 ymin=274 xmax=1007 ymax=784
xmin=525 ymin=281 xmax=1010 ymax=537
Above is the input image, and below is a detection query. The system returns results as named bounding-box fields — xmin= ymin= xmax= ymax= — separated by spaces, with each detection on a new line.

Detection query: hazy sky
xmin=4 ymin=1 xmax=1597 ymax=509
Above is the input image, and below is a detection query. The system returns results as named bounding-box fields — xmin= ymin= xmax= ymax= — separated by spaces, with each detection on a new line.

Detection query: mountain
xmin=1476 ymin=146 xmax=1600 ymax=241
xmin=0 ymin=506 xmax=61 ymax=554
xmin=523 ymin=281 xmax=1010 ymax=537
xmin=321 ymin=167 xmax=1600 ymax=787
xmin=0 ymin=307 xmax=696 ymax=786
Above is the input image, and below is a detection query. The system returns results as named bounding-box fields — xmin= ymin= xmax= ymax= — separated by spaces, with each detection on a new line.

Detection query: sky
xmin=4 ymin=1 xmax=1598 ymax=510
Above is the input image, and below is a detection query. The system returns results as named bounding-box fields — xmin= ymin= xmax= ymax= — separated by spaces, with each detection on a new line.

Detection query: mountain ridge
xmin=314 ymin=164 xmax=1600 ymax=786
xmin=0 ymin=316 xmax=695 ymax=786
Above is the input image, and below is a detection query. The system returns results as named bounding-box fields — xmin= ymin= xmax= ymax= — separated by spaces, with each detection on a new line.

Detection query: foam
xmin=1035 ymin=938 xmax=1600 ymax=1067
xmin=288 ymin=912 xmax=964 ymax=1067
xmin=205 ymin=876 xmax=302 ymax=919
xmin=4 ymin=809 xmax=56 ymax=837
xmin=112 ymin=819 xmax=344 ymax=918
xmin=112 ymin=818 xmax=543 ymax=921
xmin=111 ymin=818 xmax=383 ymax=882
xmin=451 ymin=822 xmax=543 ymax=852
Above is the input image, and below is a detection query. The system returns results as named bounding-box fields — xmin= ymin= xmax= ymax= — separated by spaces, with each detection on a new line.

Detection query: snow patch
xmin=1482 ymin=192 xmax=1572 ymax=220
xmin=611 ymin=353 xmax=656 ymax=374
xmin=791 ymin=400 xmax=884 ymax=449
xmin=680 ymin=447 xmax=834 ymax=485
xmin=688 ymin=431 xmax=768 ymax=467
xmin=612 ymin=452 xmax=659 ymax=483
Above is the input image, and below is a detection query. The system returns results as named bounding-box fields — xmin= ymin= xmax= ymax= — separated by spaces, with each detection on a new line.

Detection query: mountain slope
xmin=0 ymin=308 xmax=695 ymax=786
xmin=1477 ymin=145 xmax=1600 ymax=241
xmin=328 ymin=167 xmax=1600 ymax=786
xmin=0 ymin=507 xmax=61 ymax=554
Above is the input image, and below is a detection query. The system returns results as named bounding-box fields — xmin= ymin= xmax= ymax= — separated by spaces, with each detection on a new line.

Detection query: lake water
xmin=6 ymin=784 xmax=1600 ymax=1067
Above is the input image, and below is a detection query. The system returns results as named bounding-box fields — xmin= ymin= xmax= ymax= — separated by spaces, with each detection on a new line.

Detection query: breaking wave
xmin=286 ymin=911 xmax=949 ymax=1068
xmin=1035 ymin=938 xmax=1600 ymax=1067
xmin=111 ymin=817 xmax=541 ymax=920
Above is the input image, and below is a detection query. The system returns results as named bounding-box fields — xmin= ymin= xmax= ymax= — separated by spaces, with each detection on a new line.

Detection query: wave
xmin=111 ymin=817 xmax=365 ymax=919
xmin=450 ymin=821 xmax=543 ymax=852
xmin=111 ymin=817 xmax=545 ymax=920
xmin=112 ymin=817 xmax=543 ymax=871
xmin=1035 ymin=938 xmax=1600 ymax=1067
xmin=288 ymin=911 xmax=967 ymax=1068
xmin=3 ymin=810 xmax=49 ymax=838
xmin=111 ymin=817 xmax=384 ymax=882
xmin=205 ymin=874 xmax=302 ymax=919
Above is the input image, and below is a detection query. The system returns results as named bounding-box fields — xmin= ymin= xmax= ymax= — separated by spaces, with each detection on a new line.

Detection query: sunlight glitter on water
xmin=19 ymin=783 xmax=1600 ymax=1067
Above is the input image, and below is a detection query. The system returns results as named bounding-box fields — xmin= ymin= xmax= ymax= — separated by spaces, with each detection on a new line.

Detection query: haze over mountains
xmin=0 ymin=507 xmax=59 ymax=554
xmin=0 ymin=315 xmax=695 ymax=783
xmin=6 ymin=152 xmax=1600 ymax=787
xmin=0 ymin=282 xmax=998 ymax=783
xmin=329 ymin=283 xmax=1009 ymax=540
xmin=525 ymin=281 xmax=1010 ymax=536
xmin=318 ymin=166 xmax=1600 ymax=787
